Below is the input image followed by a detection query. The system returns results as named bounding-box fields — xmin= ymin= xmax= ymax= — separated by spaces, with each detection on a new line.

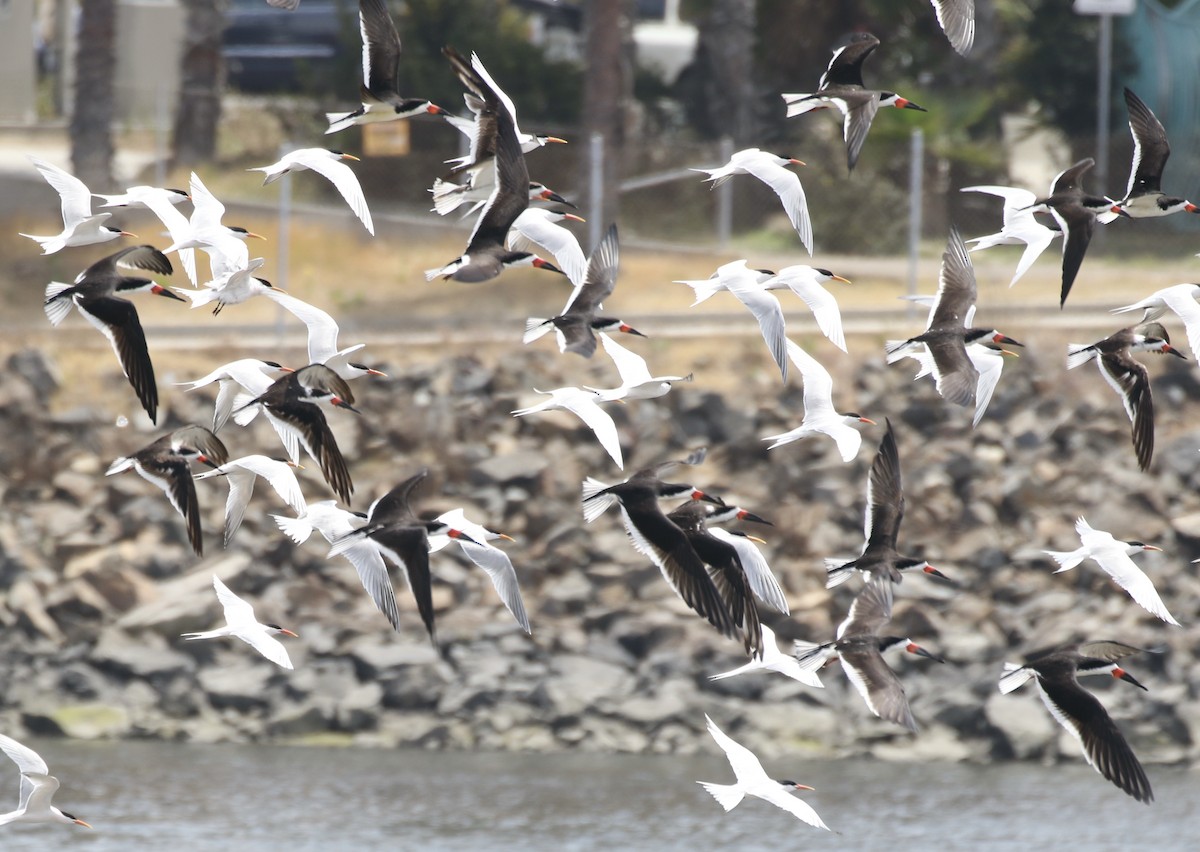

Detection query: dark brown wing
xmin=293 ymin=363 xmax=355 ymax=407
xmin=172 ymin=425 xmax=230 ymax=467
xmin=1097 ymin=350 xmax=1154 ymax=471
xmin=688 ymin=531 xmax=763 ymax=659
xmin=927 ymin=227 xmax=977 ymax=330
xmin=863 ymin=421 xmax=904 ymax=553
xmin=1123 ymin=88 xmax=1169 ymax=197
xmin=820 ymin=32 xmax=879 ymax=89
xmin=1076 ymin=640 xmax=1151 ymax=663
xmin=838 ymin=635 xmax=918 ymax=731
xmin=838 ymin=576 xmax=894 ymax=638
xmin=1049 ymin=158 xmax=1095 ymax=195
xmin=368 ymin=470 xmax=428 ymax=526
xmin=266 ymin=401 xmax=354 ymax=503
xmin=78 ymin=244 xmax=173 ymax=282
xmin=75 ymin=295 xmax=158 ymax=423
xmin=142 ymin=455 xmax=203 ymax=555
xmin=369 ymin=525 xmax=436 ymax=641
xmin=1053 ymin=202 xmax=1097 ymax=307
xmin=359 ymin=0 xmax=402 ymax=101
xmin=1036 ymin=678 xmax=1153 ymax=803
xmin=565 ymin=224 xmax=620 ymax=316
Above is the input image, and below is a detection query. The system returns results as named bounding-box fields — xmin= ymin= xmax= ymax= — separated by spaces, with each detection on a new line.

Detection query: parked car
xmin=223 ymin=0 xmax=351 ymax=92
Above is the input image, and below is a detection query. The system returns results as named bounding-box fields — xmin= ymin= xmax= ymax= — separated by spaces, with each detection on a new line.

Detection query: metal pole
xmin=1096 ymin=13 xmax=1113 ymax=193
xmin=716 ymin=135 xmax=734 ymax=249
xmin=588 ymin=131 xmax=603 ymax=251
xmin=907 ymin=128 xmax=924 ymax=314
xmin=276 ymin=143 xmax=291 ymax=341
xmin=154 ymin=78 xmax=168 ymax=187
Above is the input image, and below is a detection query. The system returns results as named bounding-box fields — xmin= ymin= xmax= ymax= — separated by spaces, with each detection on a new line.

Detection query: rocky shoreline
xmin=1 ymin=330 xmax=1198 ymax=773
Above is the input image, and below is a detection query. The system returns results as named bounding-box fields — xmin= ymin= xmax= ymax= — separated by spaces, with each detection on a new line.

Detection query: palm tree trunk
xmin=70 ymin=0 xmax=116 ymax=188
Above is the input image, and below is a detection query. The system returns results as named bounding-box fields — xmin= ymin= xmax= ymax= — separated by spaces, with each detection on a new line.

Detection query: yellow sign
xmin=362 ymin=121 xmax=410 ymax=157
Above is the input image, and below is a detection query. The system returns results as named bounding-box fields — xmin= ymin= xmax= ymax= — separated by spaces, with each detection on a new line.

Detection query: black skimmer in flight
xmin=193 ymin=455 xmax=307 ymax=548
xmin=781 ymin=33 xmax=926 ymax=172
xmin=1029 ymin=157 xmax=1126 ymax=307
xmin=176 ymin=358 xmax=293 ymax=432
xmin=893 ymin=332 xmax=1019 ymax=429
xmin=441 ymin=51 xmax=567 ymax=173
xmin=929 ymin=0 xmax=975 ymax=55
xmin=960 ymin=185 xmax=1060 ymax=288
xmin=325 ymin=0 xmax=443 ymax=134
xmin=1113 ymin=88 xmax=1199 ymax=219
xmin=106 ymin=425 xmax=229 ymax=556
xmin=524 ymin=224 xmax=644 ymax=357
xmin=234 ymin=364 xmax=359 ymax=504
xmin=273 ymin=500 xmax=403 ymax=634
xmin=0 ymin=734 xmax=91 ymax=829
xmin=427 ymin=508 xmax=530 ymax=634
xmin=328 ymin=471 xmax=477 ymax=642
xmin=794 ymin=578 xmax=943 ymax=731
xmin=1111 ymin=283 xmax=1200 ymax=360
xmin=709 ymin=623 xmax=822 ymax=688
xmin=580 ymin=449 xmax=738 ymax=643
xmin=692 ymin=148 xmax=813 ymax=255
xmin=999 ymin=641 xmax=1154 ymax=803
xmin=1066 ymin=322 xmax=1185 ymax=471
xmin=824 ymin=419 xmax=947 ymax=588
xmin=431 ymin=175 xmax=572 ymax=221
xmin=1044 ymin=517 xmax=1178 ymax=625
xmin=698 ymin=715 xmax=829 ymax=830
xmin=43 ymin=244 xmax=182 ymax=424
xmin=20 ymin=156 xmax=134 ymax=254
xmin=885 ymin=227 xmax=1022 ymax=407
xmin=248 ymin=148 xmax=373 ymax=234
xmin=93 ymin=184 xmax=188 ymax=209
xmin=666 ymin=501 xmax=765 ymax=659
xmin=762 ymin=339 xmax=874 ymax=462
xmin=182 ymin=574 xmax=298 ymax=669
xmin=425 ymin=47 xmax=563 ymax=283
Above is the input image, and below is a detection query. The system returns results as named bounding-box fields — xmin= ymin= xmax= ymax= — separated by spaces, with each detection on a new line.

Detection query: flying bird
xmin=234 ymin=364 xmax=359 ymax=503
xmin=709 ymin=623 xmax=823 ymax=688
xmin=523 ymin=224 xmax=643 ymax=357
xmin=425 ymin=47 xmax=562 ymax=283
xmin=589 ymin=332 xmax=692 ymax=402
xmin=1066 ymin=322 xmax=1185 ymax=471
xmin=327 ymin=471 xmax=477 ymax=642
xmin=20 ymin=156 xmax=133 ymax=253
xmin=999 ymin=641 xmax=1154 ymax=803
xmin=182 ymin=574 xmax=298 ymax=669
xmin=884 ymin=228 xmax=1022 ymax=407
xmin=265 ymin=291 xmax=387 ymax=381
xmin=248 ymin=148 xmax=374 ymax=234
xmin=93 ymin=184 xmax=189 ymax=209
xmin=894 ymin=338 xmax=1019 ymax=429
xmin=106 ymin=425 xmax=229 ymax=556
xmin=580 ymin=449 xmax=739 ymax=646
xmin=1029 ymin=158 xmax=1126 ymax=307
xmin=508 ymin=208 xmax=588 ymax=290
xmin=692 ymin=148 xmax=813 ymax=254
xmin=176 ymin=357 xmax=293 ymax=432
xmin=823 ymin=419 xmax=947 ymax=588
xmin=1044 ymin=517 xmax=1179 ymax=625
xmin=171 ymin=256 xmax=280 ymax=315
xmin=43 ymin=245 xmax=182 ymax=423
xmin=781 ymin=33 xmax=926 ymax=172
xmin=427 ymin=508 xmax=530 ymax=634
xmin=1111 ymin=283 xmax=1200 ymax=361
xmin=194 ymin=455 xmax=307 ymax=548
xmin=1113 ymin=88 xmax=1199 ymax=219
xmin=325 ymin=0 xmax=443 ymax=133
xmin=512 ymin=386 xmax=623 ymax=469
xmin=0 ymin=734 xmax=91 ymax=829
xmin=762 ymin=339 xmax=874 ymax=461
xmin=697 ymin=715 xmax=829 ymax=830
xmin=158 ymin=172 xmax=266 ymax=286
xmin=960 ymin=185 xmax=1060 ymax=288
xmin=794 ymin=578 xmax=943 ymax=731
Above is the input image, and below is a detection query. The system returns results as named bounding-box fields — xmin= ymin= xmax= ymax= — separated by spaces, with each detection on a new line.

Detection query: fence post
xmin=716 ymin=135 xmax=734 ymax=249
xmin=588 ymin=132 xmax=604 ymax=251
xmin=907 ymin=128 xmax=924 ymax=316
xmin=276 ymin=142 xmax=291 ymax=340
